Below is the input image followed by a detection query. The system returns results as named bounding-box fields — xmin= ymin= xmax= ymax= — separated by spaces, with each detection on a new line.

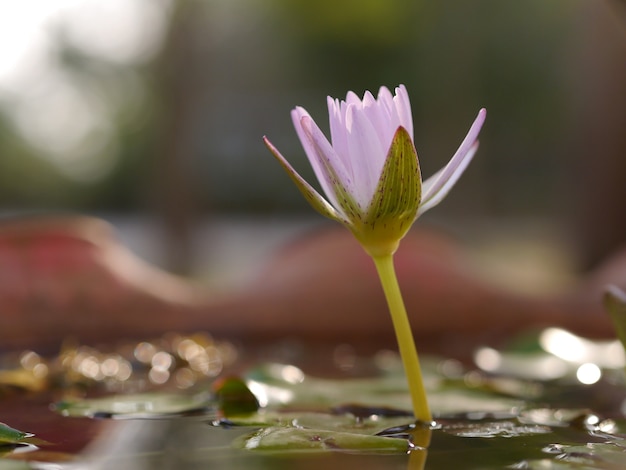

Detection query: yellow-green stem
xmin=372 ymin=254 xmax=432 ymax=423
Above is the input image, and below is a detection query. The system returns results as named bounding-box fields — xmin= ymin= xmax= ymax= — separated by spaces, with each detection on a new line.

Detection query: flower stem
xmin=372 ymin=254 xmax=432 ymax=423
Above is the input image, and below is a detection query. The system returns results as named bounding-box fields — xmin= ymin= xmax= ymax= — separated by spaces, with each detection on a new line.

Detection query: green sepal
xmin=354 ymin=127 xmax=421 ymax=256
xmin=263 ymin=137 xmax=345 ymax=223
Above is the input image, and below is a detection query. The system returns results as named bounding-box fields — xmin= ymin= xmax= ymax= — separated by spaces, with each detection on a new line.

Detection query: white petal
xmin=421 ymin=108 xmax=486 ymax=204
xmin=345 ymin=90 xmax=361 ymax=107
xmin=377 ymin=90 xmax=394 ymax=127
xmin=345 ymin=104 xmax=386 ymax=207
xmin=297 ymin=113 xmax=359 ymax=216
xmin=418 ymin=141 xmax=479 ymax=216
xmin=327 ymin=96 xmax=352 ymax=177
xmin=361 ymin=90 xmax=387 ymax=151
xmin=377 ymin=86 xmax=394 ymax=108
xmin=378 ymin=86 xmax=403 ymax=142
xmin=393 ymin=85 xmax=414 ymax=140
xmin=291 ymin=108 xmax=348 ymax=212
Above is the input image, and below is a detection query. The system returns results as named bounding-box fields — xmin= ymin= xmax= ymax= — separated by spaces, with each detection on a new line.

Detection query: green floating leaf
xmin=215 ymin=408 xmax=421 ymax=455
xmin=54 ymin=392 xmax=215 ymax=419
xmin=0 ymin=460 xmax=32 ymax=470
xmin=244 ymin=362 xmax=416 ymax=411
xmin=443 ymin=420 xmax=551 ymax=438
xmin=519 ymin=440 xmax=626 ymax=469
xmin=512 ymin=459 xmax=595 ymax=469
xmin=245 ymin=362 xmax=519 ymax=416
xmin=233 ymin=426 xmax=410 ymax=454
xmin=560 ymin=442 xmax=626 ymax=467
xmin=218 ymin=410 xmax=414 ymax=436
xmin=0 ymin=423 xmax=33 ymax=445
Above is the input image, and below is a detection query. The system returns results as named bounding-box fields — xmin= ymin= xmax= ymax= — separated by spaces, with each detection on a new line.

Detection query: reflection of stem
xmin=372 ymin=254 xmax=432 ymax=423
xmin=408 ymin=447 xmax=428 ymax=470
xmin=407 ymin=423 xmax=431 ymax=470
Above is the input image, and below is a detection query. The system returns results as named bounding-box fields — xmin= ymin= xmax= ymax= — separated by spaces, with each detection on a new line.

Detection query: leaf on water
xmin=233 ymin=426 xmax=411 ymax=453
xmin=0 ymin=460 xmax=32 ymax=470
xmin=510 ymin=459 xmax=594 ymax=469
xmin=517 ymin=441 xmax=626 ymax=469
xmin=443 ymin=420 xmax=552 ymax=438
xmin=214 ymin=408 xmax=422 ymax=454
xmin=566 ymin=442 xmax=626 ymax=466
xmin=518 ymin=408 xmax=595 ymax=428
xmin=245 ymin=362 xmax=520 ymax=416
xmin=53 ymin=392 xmax=215 ymax=419
xmin=245 ymin=362 xmax=420 ymax=411
xmin=431 ymin=389 xmax=522 ymax=415
xmin=216 ymin=410 xmax=414 ymax=436
xmin=0 ymin=423 xmax=33 ymax=445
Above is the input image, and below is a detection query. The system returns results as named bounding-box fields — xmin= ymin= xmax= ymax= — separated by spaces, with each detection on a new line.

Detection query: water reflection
xmin=2 ymin=329 xmax=626 ymax=468
xmin=80 ymin=418 xmax=421 ymax=469
xmin=72 ymin=406 xmax=626 ymax=470
xmin=576 ymin=363 xmax=602 ymax=385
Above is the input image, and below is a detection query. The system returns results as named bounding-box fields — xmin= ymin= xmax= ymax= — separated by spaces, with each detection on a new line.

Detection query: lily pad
xmin=517 ymin=441 xmax=626 ymax=469
xmin=216 ymin=409 xmax=416 ymax=435
xmin=0 ymin=423 xmax=33 ymax=445
xmin=54 ymin=392 xmax=215 ymax=419
xmin=233 ymin=426 xmax=412 ymax=453
xmin=0 ymin=461 xmax=31 ymax=470
xmin=244 ymin=362 xmax=520 ymax=415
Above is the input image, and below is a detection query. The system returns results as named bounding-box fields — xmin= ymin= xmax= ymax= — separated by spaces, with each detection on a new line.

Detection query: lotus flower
xmin=264 ymin=85 xmax=486 ymax=257
xmin=263 ymin=85 xmax=486 ymax=423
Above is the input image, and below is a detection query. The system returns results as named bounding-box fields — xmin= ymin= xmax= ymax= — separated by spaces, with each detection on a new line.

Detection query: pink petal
xmin=327 ymin=96 xmax=352 ymax=175
xmin=419 ymin=108 xmax=486 ymax=214
xmin=294 ymin=112 xmax=357 ymax=216
xmin=345 ymin=90 xmax=361 ymax=107
xmin=345 ymin=104 xmax=387 ymax=207
xmin=377 ymin=86 xmax=394 ymax=108
xmin=418 ymin=141 xmax=479 ymax=216
xmin=361 ymin=90 xmax=389 ymax=152
xmin=393 ymin=85 xmax=414 ymax=140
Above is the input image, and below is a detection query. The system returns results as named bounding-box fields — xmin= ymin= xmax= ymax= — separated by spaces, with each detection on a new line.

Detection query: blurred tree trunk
xmin=568 ymin=1 xmax=626 ymax=269
xmin=151 ymin=0 xmax=206 ymax=274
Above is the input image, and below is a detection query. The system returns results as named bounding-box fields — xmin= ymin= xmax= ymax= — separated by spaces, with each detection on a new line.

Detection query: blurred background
xmin=0 ymin=0 xmax=624 ymax=286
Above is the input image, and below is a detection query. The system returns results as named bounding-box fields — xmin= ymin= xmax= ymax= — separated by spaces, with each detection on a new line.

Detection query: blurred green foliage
xmin=0 ymin=0 xmax=617 ymax=220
